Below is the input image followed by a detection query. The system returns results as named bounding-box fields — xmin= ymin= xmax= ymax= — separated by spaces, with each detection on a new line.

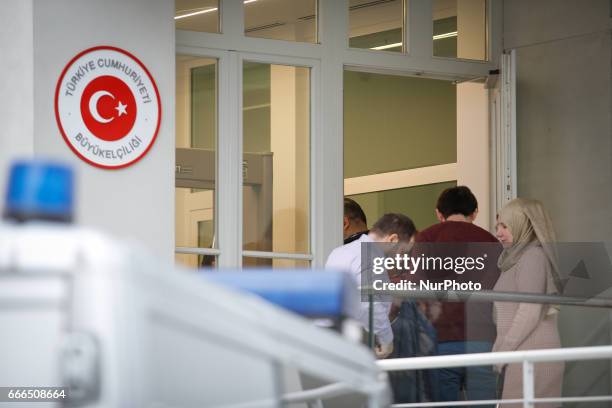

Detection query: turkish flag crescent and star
xmin=80 ymin=75 xmax=137 ymax=142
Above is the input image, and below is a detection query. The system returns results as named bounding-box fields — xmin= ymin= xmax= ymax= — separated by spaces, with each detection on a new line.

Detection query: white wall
xmin=504 ymin=0 xmax=612 ymax=397
xmin=0 ymin=0 xmax=35 ymax=213
xmin=457 ymin=81 xmax=490 ymax=230
xmin=31 ymin=0 xmax=175 ymax=260
xmin=504 ymin=0 xmax=612 ymax=244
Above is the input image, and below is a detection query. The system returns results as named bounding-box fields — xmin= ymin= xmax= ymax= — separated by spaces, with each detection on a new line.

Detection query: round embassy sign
xmin=55 ymin=46 xmax=161 ymax=169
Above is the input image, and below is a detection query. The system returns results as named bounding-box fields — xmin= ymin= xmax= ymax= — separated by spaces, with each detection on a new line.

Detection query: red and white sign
xmin=55 ymin=46 xmax=161 ymax=169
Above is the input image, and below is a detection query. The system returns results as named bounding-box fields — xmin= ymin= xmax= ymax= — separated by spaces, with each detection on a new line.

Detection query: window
xmin=433 ymin=0 xmax=487 ymax=60
xmin=175 ymin=1 xmax=499 ymax=270
xmin=344 ymin=69 xmax=457 ymax=229
xmin=245 ymin=0 xmax=318 ymax=43
xmin=344 ymin=70 xmax=456 ymax=179
xmin=348 ymin=182 xmax=457 ymax=231
xmin=175 ymin=0 xmax=220 ymax=33
xmin=349 ymin=0 xmax=405 ymax=52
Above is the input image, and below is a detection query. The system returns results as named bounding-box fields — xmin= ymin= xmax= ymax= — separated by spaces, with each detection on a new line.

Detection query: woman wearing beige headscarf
xmin=493 ymin=198 xmax=564 ymax=408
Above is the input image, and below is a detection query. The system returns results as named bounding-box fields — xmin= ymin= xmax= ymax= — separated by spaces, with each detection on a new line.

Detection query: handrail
xmin=377 ymin=345 xmax=612 ymax=371
xmin=377 ymin=345 xmax=612 ymax=408
xmin=362 ymin=288 xmax=612 ymax=308
xmin=391 ymin=396 xmax=612 ymax=408
xmin=267 ymin=346 xmax=612 ymax=408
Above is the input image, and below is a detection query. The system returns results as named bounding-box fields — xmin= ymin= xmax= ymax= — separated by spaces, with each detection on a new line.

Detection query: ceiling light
xmin=369 ymin=31 xmax=458 ymax=49
xmin=175 ymin=0 xmax=257 ymax=20
xmin=174 ymin=7 xmax=218 ymax=20
xmin=371 ymin=42 xmax=402 ymax=50
xmin=433 ymin=31 xmax=458 ymax=40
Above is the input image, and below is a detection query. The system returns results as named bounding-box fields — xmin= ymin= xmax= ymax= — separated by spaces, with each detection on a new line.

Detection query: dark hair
xmin=436 ymin=186 xmax=478 ymax=218
xmin=371 ymin=213 xmax=416 ymax=242
xmin=200 ymin=254 xmax=216 ymax=268
xmin=344 ymin=197 xmax=367 ymax=225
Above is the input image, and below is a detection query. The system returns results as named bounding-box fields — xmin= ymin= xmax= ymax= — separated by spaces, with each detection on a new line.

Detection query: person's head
xmin=495 ymin=220 xmax=513 ymax=245
xmin=343 ymin=197 xmax=368 ymax=239
xmin=495 ymin=198 xmax=554 ymax=247
xmin=201 ymin=254 xmax=216 ymax=268
xmin=369 ymin=213 xmax=417 ymax=244
xmin=435 ymin=186 xmax=478 ymax=223
xmin=496 ymin=198 xmax=563 ymax=295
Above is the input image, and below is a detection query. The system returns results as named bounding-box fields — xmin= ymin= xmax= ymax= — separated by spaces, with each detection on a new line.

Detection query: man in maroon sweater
xmin=415 ymin=186 xmax=501 ymax=405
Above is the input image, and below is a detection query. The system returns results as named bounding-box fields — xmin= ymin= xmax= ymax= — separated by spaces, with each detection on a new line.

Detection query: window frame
xmin=175 ymin=0 xmax=502 ymax=268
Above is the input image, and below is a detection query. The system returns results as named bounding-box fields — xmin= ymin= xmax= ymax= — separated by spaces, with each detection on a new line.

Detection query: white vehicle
xmin=0 ymin=223 xmax=390 ymax=407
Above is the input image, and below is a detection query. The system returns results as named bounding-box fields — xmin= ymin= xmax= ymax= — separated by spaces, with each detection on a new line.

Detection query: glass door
xmin=175 ymin=54 xmax=220 ymax=269
xmin=239 ymin=54 xmax=317 ymax=268
xmin=175 ymin=49 xmax=319 ymax=269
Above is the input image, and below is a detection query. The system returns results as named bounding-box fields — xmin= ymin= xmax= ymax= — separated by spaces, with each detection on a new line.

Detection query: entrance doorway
xmin=174 ymin=0 xmax=501 ymax=268
xmin=344 ymin=69 xmax=490 ymax=233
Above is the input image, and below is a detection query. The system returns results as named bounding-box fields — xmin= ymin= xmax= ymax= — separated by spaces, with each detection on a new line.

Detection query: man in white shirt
xmin=326 ymin=213 xmax=416 ymax=358
xmin=343 ymin=197 xmax=369 ymax=244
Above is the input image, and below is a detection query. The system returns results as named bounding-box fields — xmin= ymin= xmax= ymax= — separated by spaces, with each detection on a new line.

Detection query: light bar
xmin=371 ymin=42 xmax=402 ymax=50
xmin=369 ymin=31 xmax=458 ymax=50
xmin=174 ymin=7 xmax=217 ymax=20
xmin=175 ymin=0 xmax=257 ymax=20
xmin=433 ymin=31 xmax=458 ymax=40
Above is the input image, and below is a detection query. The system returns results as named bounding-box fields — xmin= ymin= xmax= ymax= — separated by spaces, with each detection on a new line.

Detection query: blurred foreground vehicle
xmin=0 ymin=160 xmax=390 ymax=407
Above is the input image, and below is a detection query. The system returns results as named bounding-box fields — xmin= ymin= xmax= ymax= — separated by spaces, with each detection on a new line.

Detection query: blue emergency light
xmin=3 ymin=160 xmax=74 ymax=223
xmin=204 ymin=270 xmax=356 ymax=318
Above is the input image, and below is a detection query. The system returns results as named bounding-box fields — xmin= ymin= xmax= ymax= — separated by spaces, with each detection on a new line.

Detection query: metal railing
xmin=275 ymin=346 xmax=612 ymax=407
xmin=228 ymin=380 xmax=389 ymax=408
xmin=364 ymin=288 xmax=612 ymax=349
xmin=278 ymin=290 xmax=612 ymax=407
xmin=364 ymin=288 xmax=612 ymax=309
xmin=377 ymin=345 xmax=612 ymax=408
xmin=282 ymin=382 xmax=373 ymax=408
